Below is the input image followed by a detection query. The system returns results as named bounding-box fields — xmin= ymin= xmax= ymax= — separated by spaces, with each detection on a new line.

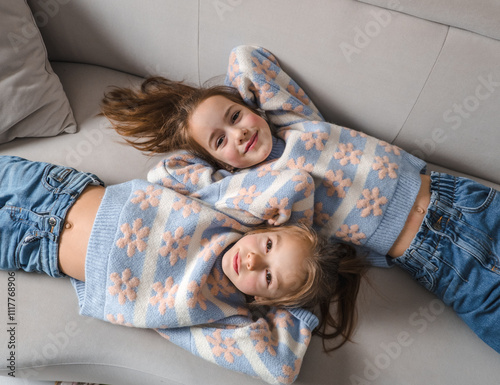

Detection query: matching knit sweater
xmin=72 ymin=170 xmax=318 ymax=385
xmin=72 ymin=45 xmax=427 ymax=384
xmin=150 ymin=46 xmax=427 ymax=267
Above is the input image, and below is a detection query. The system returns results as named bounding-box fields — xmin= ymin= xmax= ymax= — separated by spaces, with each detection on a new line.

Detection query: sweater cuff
xmin=288 ymin=307 xmax=319 ymax=329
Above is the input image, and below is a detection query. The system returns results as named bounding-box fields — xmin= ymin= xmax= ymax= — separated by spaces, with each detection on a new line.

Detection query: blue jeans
xmin=0 ymin=156 xmax=103 ymax=277
xmin=394 ymin=172 xmax=500 ymax=353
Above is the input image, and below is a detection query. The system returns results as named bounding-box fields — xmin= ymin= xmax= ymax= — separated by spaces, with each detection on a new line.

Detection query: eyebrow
xmin=224 ymin=104 xmax=232 ymax=121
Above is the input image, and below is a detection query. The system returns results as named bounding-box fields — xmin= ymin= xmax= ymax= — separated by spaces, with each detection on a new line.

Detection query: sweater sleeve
xmin=155 ymin=306 xmax=318 ymax=385
xmin=225 ymin=45 xmax=325 ymax=130
xmin=148 ymin=154 xmax=316 ymax=228
xmin=147 ymin=150 xmax=226 ymax=195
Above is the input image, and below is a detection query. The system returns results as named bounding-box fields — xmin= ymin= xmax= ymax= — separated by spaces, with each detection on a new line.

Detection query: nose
xmin=246 ymin=252 xmax=264 ymax=271
xmin=230 ymin=127 xmax=248 ymax=143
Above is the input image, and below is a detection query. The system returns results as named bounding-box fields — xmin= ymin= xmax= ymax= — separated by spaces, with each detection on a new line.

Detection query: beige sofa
xmin=1 ymin=0 xmax=500 ymax=384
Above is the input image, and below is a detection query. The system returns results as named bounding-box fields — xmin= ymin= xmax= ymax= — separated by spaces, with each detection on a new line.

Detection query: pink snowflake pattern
xmin=278 ymin=358 xmax=302 ymax=384
xmin=380 ymin=140 xmax=402 ymax=155
xmin=269 ymin=309 xmax=294 ymax=329
xmin=250 ymin=320 xmax=279 ymax=357
xmin=159 ymin=227 xmax=191 ymax=266
xmin=131 ymin=185 xmax=162 ymax=210
xmin=172 ymin=196 xmax=201 ymax=218
xmin=251 ymin=57 xmax=277 ymax=82
xmin=334 ymin=143 xmax=362 ymax=166
xmin=323 ymin=170 xmax=352 ymax=198
xmin=188 ymin=277 xmax=208 ymax=311
xmin=233 ymin=185 xmax=261 ymax=208
xmin=373 ymin=156 xmax=399 ymax=179
xmin=282 ymin=102 xmax=304 ymax=114
xmin=300 ymin=328 xmax=312 ymax=346
xmin=149 ymin=276 xmax=179 ymax=315
xmin=357 ymin=188 xmax=388 ymax=217
xmin=257 ymin=164 xmax=280 ymax=177
xmin=300 ymin=132 xmax=329 ymax=151
xmin=165 ymin=153 xmax=195 ymax=168
xmin=207 ymin=269 xmax=236 ymax=298
xmin=175 ymin=163 xmax=206 ymax=185
xmin=292 ymin=173 xmax=314 ymax=197
xmin=215 ymin=213 xmax=246 ymax=231
xmin=286 ymin=157 xmax=314 ymax=172
xmin=264 ymin=197 xmax=290 ymax=222
xmin=206 ymin=330 xmax=243 ymax=364
xmin=116 ymin=218 xmax=150 ymax=257
xmin=347 ymin=128 xmax=368 ymax=138
xmin=335 ymin=224 xmax=366 ymax=245
xmin=160 ymin=178 xmax=189 ymax=195
xmin=287 ymin=84 xmax=310 ymax=105
xmin=236 ymin=306 xmax=252 ymax=318
xmin=255 ymin=82 xmax=275 ymax=104
xmin=108 ymin=268 xmax=140 ymax=305
xmin=227 ymin=51 xmax=239 ymax=83
xmin=107 ymin=313 xmax=133 ymax=327
xmin=313 ymin=202 xmax=331 ymax=226
xmin=198 ymin=234 xmax=228 ymax=263
xmin=302 ymin=209 xmax=314 ymax=225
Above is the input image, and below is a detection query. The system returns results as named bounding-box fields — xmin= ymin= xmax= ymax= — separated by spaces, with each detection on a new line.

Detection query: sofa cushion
xmin=357 ymin=0 xmax=500 ymax=41
xmin=0 ymin=0 xmax=76 ymax=144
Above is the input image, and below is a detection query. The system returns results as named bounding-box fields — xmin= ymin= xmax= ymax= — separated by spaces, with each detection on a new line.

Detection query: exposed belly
xmin=388 ymin=174 xmax=431 ymax=258
xmin=58 ymin=185 xmax=106 ymax=281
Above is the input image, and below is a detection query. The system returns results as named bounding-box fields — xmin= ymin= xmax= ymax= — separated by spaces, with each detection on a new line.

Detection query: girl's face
xmin=221 ymin=228 xmax=309 ymax=301
xmin=188 ymin=95 xmax=273 ymax=169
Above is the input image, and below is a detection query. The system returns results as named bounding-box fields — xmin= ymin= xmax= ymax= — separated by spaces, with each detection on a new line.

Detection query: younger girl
xmin=102 ymin=45 xmax=500 ymax=354
xmin=0 ymin=155 xmax=364 ymax=385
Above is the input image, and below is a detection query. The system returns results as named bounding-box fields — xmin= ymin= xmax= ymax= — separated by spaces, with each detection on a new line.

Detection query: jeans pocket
xmin=454 ymin=177 xmax=496 ymax=213
xmin=42 ymin=165 xmax=75 ymax=193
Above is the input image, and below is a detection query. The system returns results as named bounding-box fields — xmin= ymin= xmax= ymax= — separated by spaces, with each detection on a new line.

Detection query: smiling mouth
xmin=233 ymin=252 xmax=240 ymax=275
xmin=245 ymin=133 xmax=258 ymax=153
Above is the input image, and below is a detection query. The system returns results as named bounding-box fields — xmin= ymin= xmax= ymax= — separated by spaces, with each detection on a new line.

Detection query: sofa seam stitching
xmin=392 ymin=26 xmax=450 ymax=144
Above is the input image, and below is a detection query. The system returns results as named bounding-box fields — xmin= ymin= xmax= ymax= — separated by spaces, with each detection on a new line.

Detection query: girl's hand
xmin=267 ymin=214 xmax=287 ymax=226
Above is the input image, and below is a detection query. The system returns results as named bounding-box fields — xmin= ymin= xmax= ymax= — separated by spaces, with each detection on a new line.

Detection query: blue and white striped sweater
xmin=150 ymin=45 xmax=427 ymax=267
xmin=72 ymin=170 xmax=317 ymax=384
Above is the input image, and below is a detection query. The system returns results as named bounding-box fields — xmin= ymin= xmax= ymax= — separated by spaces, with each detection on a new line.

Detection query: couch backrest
xmin=28 ymin=0 xmax=500 ymax=185
xmin=27 ymin=0 xmax=200 ymax=83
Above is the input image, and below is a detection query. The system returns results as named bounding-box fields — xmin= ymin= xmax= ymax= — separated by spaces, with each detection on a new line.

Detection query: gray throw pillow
xmin=0 ymin=0 xmax=77 ymax=144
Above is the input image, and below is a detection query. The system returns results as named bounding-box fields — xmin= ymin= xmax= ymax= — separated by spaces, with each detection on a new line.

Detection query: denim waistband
xmin=48 ymin=169 xmax=104 ymax=236
xmin=430 ymin=171 xmax=456 ymax=207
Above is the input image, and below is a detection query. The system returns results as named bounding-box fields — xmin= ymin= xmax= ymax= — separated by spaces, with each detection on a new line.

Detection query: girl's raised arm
xmin=156 ymin=306 xmax=317 ymax=385
xmin=226 ymin=45 xmax=324 ymax=130
xmin=148 ymin=154 xmax=316 ymax=228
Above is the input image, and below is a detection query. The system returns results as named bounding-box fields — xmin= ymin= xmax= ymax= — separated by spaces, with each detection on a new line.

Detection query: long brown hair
xmin=250 ymin=223 xmax=366 ymax=352
xmin=100 ymin=76 xmax=261 ymax=170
